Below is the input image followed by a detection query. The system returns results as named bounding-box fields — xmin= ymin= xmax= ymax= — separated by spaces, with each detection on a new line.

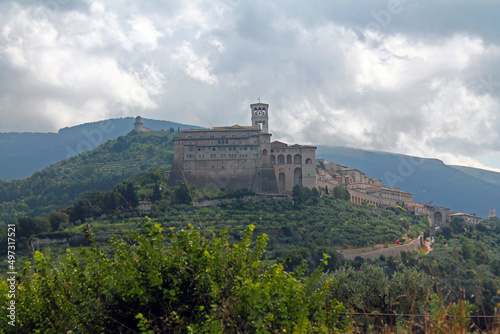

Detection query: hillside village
xmin=135 ymin=102 xmax=497 ymax=228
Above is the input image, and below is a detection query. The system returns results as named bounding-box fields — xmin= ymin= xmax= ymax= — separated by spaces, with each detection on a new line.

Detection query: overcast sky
xmin=1 ymin=0 xmax=500 ymax=171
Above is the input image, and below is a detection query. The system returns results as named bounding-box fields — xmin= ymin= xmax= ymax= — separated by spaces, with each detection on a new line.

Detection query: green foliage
xmin=292 ymin=185 xmax=321 ymax=208
xmin=332 ymin=186 xmax=350 ymax=201
xmin=48 ymin=211 xmax=69 ymax=231
xmin=439 ymin=226 xmax=453 ymax=239
xmin=17 ymin=217 xmax=51 ymax=239
xmin=0 ymin=130 xmax=178 ymax=224
xmin=0 ymin=223 xmax=349 ymax=333
xmin=172 ymin=181 xmax=193 ymax=205
xmin=325 ymin=264 xmax=432 ymax=316
xmin=450 ymin=216 xmax=466 ymax=234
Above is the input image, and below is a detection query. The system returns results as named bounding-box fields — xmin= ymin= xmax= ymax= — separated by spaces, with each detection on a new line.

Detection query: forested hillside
xmin=2 ymin=181 xmax=500 ymax=332
xmin=2 ymin=124 xmax=500 ymax=332
xmin=0 ymin=117 xmax=200 ymax=180
xmin=0 ymin=129 xmax=179 ymax=224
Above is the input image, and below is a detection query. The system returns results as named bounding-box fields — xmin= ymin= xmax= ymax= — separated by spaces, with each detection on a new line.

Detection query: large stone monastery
xmin=135 ymin=106 xmax=495 ymax=225
xmin=167 ymin=102 xmax=316 ymax=194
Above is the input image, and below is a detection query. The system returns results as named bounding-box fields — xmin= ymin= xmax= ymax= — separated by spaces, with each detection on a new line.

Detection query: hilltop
xmin=0 ymin=130 xmax=179 ymax=223
xmin=1 ymin=117 xmax=499 ymax=219
xmin=0 ymin=117 xmax=201 ymax=181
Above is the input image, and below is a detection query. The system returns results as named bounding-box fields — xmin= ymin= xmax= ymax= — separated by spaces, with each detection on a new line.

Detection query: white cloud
xmin=128 ymin=16 xmax=163 ymax=51
xmin=171 ymin=41 xmax=218 ymax=85
xmin=0 ymin=1 xmax=165 ymax=128
xmin=1 ymin=0 xmax=500 ymax=172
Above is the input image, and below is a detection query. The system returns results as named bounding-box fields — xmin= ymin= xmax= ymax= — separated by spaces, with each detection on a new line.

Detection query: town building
xmin=137 ymin=201 xmax=152 ymax=215
xmin=317 ymin=160 xmax=412 ymax=207
xmin=488 ymin=205 xmax=497 ymax=219
xmin=405 ymin=201 xmax=427 ymax=216
xmin=270 ymin=141 xmax=317 ymax=194
xmin=449 ymin=212 xmax=483 ymax=225
xmin=167 ymin=103 xmax=317 ymax=194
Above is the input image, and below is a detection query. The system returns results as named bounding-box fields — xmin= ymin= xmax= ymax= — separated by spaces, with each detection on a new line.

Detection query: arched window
xmin=278 ymin=154 xmax=285 ymax=165
xmin=278 ymin=173 xmax=286 ymax=191
xmin=294 ymin=168 xmax=302 ymax=186
xmin=262 ymin=149 xmax=268 ymax=156
xmin=305 ymin=158 xmax=313 ymax=164
xmin=286 ymin=154 xmax=292 ymax=165
xmin=294 ymin=154 xmax=302 ymax=165
xmin=271 ymin=155 xmax=276 ymax=165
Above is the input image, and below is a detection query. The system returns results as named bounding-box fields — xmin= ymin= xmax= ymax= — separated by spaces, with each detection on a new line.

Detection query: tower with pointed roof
xmin=488 ymin=205 xmax=497 ymax=219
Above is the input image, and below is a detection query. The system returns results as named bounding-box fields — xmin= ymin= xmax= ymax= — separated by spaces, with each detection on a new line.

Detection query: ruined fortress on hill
xmin=136 ymin=102 xmax=493 ymax=226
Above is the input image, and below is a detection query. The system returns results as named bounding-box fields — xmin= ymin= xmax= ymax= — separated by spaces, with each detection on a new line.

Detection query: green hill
xmin=0 ymin=129 xmax=179 ymax=224
xmin=3 ymin=116 xmax=499 ymax=219
xmin=0 ymin=117 xmax=201 ymax=181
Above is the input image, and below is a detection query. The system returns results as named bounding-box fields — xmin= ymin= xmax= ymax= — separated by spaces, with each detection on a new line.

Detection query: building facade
xmin=449 ymin=213 xmax=483 ymax=225
xmin=488 ymin=205 xmax=497 ymax=219
xmin=167 ymin=103 xmax=316 ymax=194
xmin=270 ymin=141 xmax=317 ymax=194
xmin=317 ymin=160 xmax=412 ymax=207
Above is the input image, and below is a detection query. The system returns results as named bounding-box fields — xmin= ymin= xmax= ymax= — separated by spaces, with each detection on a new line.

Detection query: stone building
xmin=270 ymin=141 xmax=316 ymax=194
xmin=488 ymin=205 xmax=497 ymax=219
xmin=317 ymin=160 xmax=412 ymax=207
xmin=349 ymin=188 xmax=380 ymax=206
xmin=449 ymin=212 xmax=483 ymax=225
xmin=167 ymin=103 xmax=316 ymax=194
xmin=134 ymin=116 xmax=152 ymax=132
xmin=405 ymin=201 xmax=427 ymax=216
xmin=137 ymin=201 xmax=152 ymax=215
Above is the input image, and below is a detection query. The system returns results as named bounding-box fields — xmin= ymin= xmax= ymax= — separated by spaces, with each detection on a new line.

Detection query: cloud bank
xmin=1 ymin=0 xmax=500 ymax=171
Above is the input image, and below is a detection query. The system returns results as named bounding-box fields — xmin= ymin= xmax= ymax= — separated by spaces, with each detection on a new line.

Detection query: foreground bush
xmin=0 ymin=223 xmax=349 ymax=333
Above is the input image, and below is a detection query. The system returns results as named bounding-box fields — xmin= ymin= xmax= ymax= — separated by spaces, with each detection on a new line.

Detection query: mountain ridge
xmin=317 ymin=146 xmax=500 ymax=218
xmin=0 ymin=117 xmax=202 ymax=180
xmin=449 ymin=165 xmax=500 ymax=186
xmin=1 ymin=118 xmax=499 ymax=219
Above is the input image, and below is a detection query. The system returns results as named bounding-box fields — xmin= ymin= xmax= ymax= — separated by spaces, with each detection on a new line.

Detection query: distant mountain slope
xmin=0 ymin=130 xmax=178 ymax=223
xmin=0 ymin=118 xmax=202 ymax=180
xmin=317 ymin=146 xmax=500 ymax=218
xmin=450 ymin=165 xmax=500 ymax=186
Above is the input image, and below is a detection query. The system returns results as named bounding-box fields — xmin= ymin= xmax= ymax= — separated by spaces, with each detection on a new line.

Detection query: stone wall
xmin=31 ymin=233 xmax=128 ymax=248
xmin=338 ymin=235 xmax=424 ymax=261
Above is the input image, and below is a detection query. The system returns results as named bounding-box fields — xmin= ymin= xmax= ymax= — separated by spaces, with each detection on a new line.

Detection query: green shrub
xmin=0 ymin=222 xmax=350 ymax=333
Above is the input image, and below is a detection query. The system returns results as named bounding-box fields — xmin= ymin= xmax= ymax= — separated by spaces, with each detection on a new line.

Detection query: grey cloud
xmin=1 ymin=0 xmax=500 ymax=170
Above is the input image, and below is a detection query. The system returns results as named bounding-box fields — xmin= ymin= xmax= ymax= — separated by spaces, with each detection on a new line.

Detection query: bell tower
xmin=488 ymin=205 xmax=497 ymax=219
xmin=250 ymin=102 xmax=269 ymax=133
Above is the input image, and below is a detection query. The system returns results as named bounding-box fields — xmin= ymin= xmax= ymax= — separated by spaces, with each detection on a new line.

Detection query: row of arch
xmin=271 ymin=154 xmax=312 ymax=165
xmin=278 ymin=168 xmax=302 ymax=190
xmin=351 ymin=196 xmax=378 ymax=206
